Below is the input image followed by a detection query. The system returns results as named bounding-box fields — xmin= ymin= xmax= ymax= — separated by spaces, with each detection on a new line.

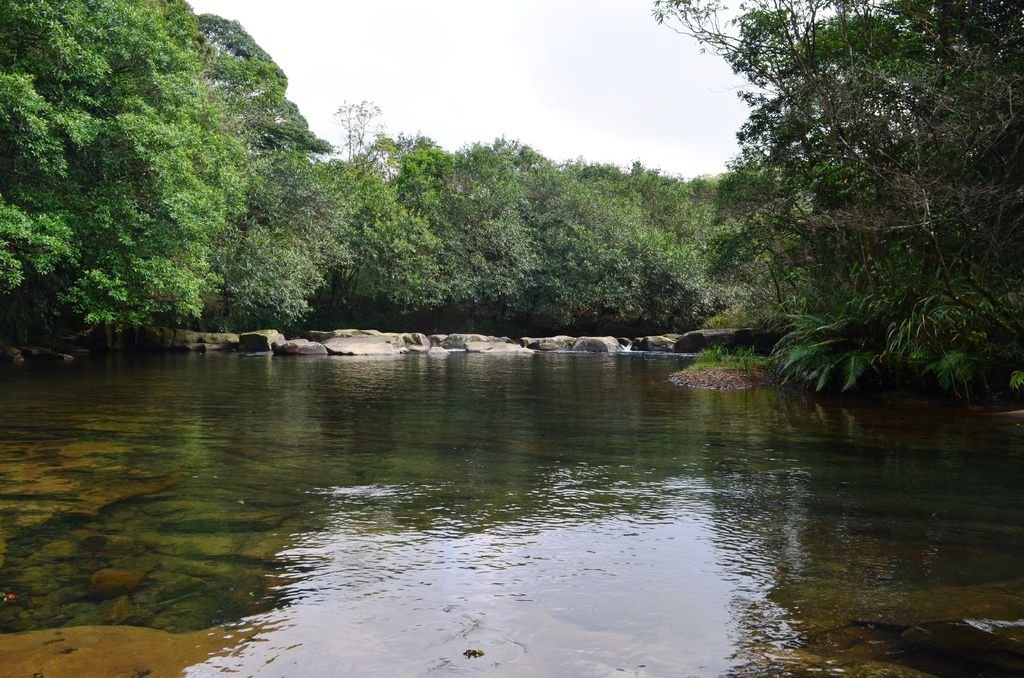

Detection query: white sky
xmin=186 ymin=1 xmax=748 ymax=178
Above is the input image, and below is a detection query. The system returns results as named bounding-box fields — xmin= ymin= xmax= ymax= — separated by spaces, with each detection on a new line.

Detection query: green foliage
xmin=692 ymin=345 xmax=770 ymax=377
xmin=657 ymin=0 xmax=1024 ymax=399
xmin=0 ymin=0 xmax=245 ymax=338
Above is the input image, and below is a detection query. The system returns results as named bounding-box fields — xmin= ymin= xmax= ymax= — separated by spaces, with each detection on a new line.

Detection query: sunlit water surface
xmin=1 ymin=352 xmax=1022 ymax=676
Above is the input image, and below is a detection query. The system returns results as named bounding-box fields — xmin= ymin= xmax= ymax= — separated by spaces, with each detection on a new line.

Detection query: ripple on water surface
xmin=0 ymin=353 xmax=1022 ymax=676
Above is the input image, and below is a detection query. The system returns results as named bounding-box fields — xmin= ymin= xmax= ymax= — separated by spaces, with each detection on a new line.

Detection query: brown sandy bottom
xmin=0 ymin=624 xmax=242 ymax=677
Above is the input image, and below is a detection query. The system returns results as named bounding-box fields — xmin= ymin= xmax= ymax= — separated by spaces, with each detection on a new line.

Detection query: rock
xmin=401 ymin=332 xmax=431 ymax=350
xmin=636 ymin=335 xmax=677 ymax=352
xmin=429 ymin=334 xmax=448 ymax=347
xmin=89 ymin=568 xmax=147 ymax=599
xmin=323 ymin=335 xmax=403 ymax=356
xmin=202 ymin=342 xmax=234 ymax=352
xmin=524 ymin=335 xmax=576 ymax=351
xmin=464 ymin=341 xmax=533 ymax=355
xmin=308 ymin=329 xmax=382 ymax=342
xmin=0 ymin=624 xmax=234 ymax=678
xmin=426 ymin=346 xmax=450 ymax=356
xmin=441 ymin=333 xmax=493 ymax=350
xmin=137 ymin=326 xmax=175 ymax=349
xmin=19 ymin=346 xmax=73 ymax=361
xmin=238 ymin=330 xmax=285 ymax=353
xmin=570 ymin=336 xmax=622 ymax=353
xmin=181 ymin=343 xmax=206 ymax=352
xmin=902 ymin=620 xmax=1024 ymax=672
xmin=0 ymin=347 xmax=24 ymax=363
xmin=673 ymin=328 xmax=756 ymax=353
xmin=274 ymin=338 xmax=328 ymax=356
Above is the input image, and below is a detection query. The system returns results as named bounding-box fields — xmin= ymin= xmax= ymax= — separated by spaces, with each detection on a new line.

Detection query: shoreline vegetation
xmin=670 ymin=346 xmax=776 ymax=391
xmin=2 ymin=0 xmax=1022 ymax=400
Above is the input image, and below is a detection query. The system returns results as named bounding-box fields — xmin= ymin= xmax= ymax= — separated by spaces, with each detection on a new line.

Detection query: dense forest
xmin=1 ymin=0 xmax=1022 ymax=398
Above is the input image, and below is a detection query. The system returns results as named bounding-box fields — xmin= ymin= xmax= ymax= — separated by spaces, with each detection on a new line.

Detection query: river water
xmin=0 ymin=352 xmax=1022 ymax=676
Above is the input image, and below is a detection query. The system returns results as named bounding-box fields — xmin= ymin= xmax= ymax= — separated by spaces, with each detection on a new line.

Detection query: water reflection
xmin=0 ymin=353 xmax=1022 ymax=675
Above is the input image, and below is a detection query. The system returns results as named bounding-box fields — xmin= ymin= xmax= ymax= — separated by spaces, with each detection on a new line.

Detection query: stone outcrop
xmin=464 ymin=341 xmax=533 ymax=355
xmin=273 ymin=338 xmax=328 ymax=356
xmin=673 ymin=328 xmax=755 ymax=353
xmin=635 ymin=335 xmax=679 ymax=352
xmin=441 ymin=333 xmax=510 ymax=351
xmin=238 ymin=330 xmax=286 ymax=353
xmin=522 ymin=335 xmax=575 ymax=351
xmin=322 ymin=334 xmax=403 ymax=356
xmin=571 ymin=336 xmax=622 ymax=353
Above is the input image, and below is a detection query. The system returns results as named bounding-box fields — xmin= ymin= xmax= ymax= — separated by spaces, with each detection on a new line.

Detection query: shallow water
xmin=0 ymin=352 xmax=1022 ymax=676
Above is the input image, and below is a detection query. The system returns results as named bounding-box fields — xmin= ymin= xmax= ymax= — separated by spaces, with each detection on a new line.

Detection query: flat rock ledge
xmin=48 ymin=326 xmax=773 ymax=360
xmin=669 ymin=366 xmax=776 ymax=391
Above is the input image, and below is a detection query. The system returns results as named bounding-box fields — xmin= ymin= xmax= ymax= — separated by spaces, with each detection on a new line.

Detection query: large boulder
xmin=238 ymin=330 xmax=286 ymax=353
xmin=636 ymin=335 xmax=677 ymax=352
xmin=400 ymin=333 xmax=431 ymax=353
xmin=441 ymin=334 xmax=510 ymax=351
xmin=322 ymin=335 xmax=403 ymax=356
xmin=429 ymin=334 xmax=448 ymax=347
xmin=464 ymin=341 xmax=533 ymax=355
xmin=308 ymin=329 xmax=383 ymax=343
xmin=523 ymin=335 xmax=575 ymax=351
xmin=570 ymin=336 xmax=622 ymax=353
xmin=673 ymin=328 xmax=755 ymax=353
xmin=274 ymin=338 xmax=328 ymax=356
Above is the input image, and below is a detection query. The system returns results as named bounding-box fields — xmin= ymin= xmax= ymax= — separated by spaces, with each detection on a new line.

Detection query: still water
xmin=0 ymin=352 xmax=1022 ymax=676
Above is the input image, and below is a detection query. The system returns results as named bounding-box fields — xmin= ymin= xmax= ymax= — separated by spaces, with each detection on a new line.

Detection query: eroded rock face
xmin=571 ymin=336 xmax=622 ymax=353
xmin=238 ymin=330 xmax=286 ymax=353
xmin=322 ymin=335 xmax=402 ymax=356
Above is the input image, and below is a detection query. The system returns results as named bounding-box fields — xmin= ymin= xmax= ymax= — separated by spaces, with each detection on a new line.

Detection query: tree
xmin=655 ymin=0 xmax=1024 ymax=395
xmin=0 ymin=0 xmax=245 ymax=339
xmin=197 ymin=14 xmax=345 ymax=329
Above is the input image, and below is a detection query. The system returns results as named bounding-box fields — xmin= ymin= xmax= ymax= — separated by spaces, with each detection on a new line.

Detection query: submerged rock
xmin=570 ymin=336 xmax=622 ymax=353
xmin=0 ymin=624 xmax=234 ymax=677
xmin=89 ymin=568 xmax=147 ymax=599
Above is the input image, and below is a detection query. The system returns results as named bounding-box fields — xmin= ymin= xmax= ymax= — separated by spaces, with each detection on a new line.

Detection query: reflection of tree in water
xmin=2 ymin=355 xmax=1023 ymax=673
xmin=690 ymin=394 xmax=1024 ymax=675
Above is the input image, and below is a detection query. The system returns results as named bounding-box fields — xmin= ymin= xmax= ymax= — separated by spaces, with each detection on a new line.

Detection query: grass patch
xmin=670 ymin=346 xmax=776 ymax=390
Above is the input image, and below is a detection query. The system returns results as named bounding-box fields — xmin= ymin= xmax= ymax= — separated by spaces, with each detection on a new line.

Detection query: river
xmin=0 ymin=352 xmax=1022 ymax=676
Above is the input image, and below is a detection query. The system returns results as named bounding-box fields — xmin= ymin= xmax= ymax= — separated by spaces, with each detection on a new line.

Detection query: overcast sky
xmin=186 ymin=1 xmax=748 ymax=178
